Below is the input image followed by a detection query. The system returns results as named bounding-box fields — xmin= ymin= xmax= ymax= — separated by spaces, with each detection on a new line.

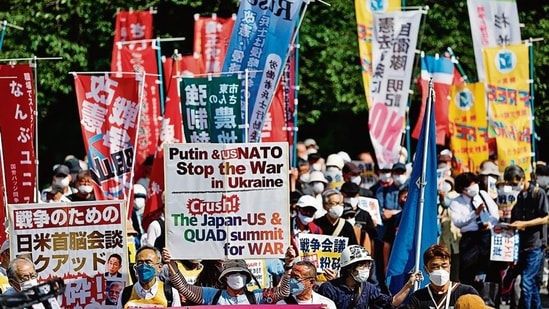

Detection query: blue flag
xmin=385 ymin=83 xmax=439 ymax=294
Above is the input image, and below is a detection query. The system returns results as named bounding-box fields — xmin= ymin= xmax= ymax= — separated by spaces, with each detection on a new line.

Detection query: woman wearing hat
xmin=163 ymin=247 xmax=295 ymax=305
xmin=317 ymin=245 xmax=421 ymax=308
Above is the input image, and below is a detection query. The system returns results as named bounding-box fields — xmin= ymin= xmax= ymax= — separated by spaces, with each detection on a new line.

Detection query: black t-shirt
xmin=408 ymin=282 xmax=479 ymax=309
xmin=67 ymin=193 xmax=95 ymax=202
xmin=314 ymin=215 xmax=358 ymax=245
xmin=511 ymin=184 xmax=549 ymax=250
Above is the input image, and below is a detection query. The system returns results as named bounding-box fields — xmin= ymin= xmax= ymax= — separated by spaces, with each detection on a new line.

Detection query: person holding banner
xmin=276 ymin=261 xmax=336 ymax=309
xmin=163 ymin=247 xmax=294 ymax=305
xmin=408 ymin=244 xmax=479 ymax=308
xmin=317 ymin=245 xmax=421 ymax=308
xmin=504 ymin=165 xmax=549 ymax=309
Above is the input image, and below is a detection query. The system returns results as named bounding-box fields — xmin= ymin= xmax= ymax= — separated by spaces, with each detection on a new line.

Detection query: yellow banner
xmin=355 ymin=0 xmax=401 ymax=108
xmin=449 ymin=82 xmax=489 ymax=174
xmin=483 ymin=44 xmax=532 ymax=173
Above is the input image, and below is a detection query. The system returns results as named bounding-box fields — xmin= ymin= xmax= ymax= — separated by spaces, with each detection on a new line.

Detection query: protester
xmin=194 ymin=259 xmax=225 ymax=289
xmin=408 ymin=244 xmax=479 ymax=308
xmin=40 ymin=164 xmax=76 ymax=202
xmin=504 ymin=165 xmax=549 ymax=309
xmin=437 ymin=176 xmax=461 ymax=282
xmin=314 ymin=189 xmax=358 ymax=245
xmin=276 ymin=261 xmax=336 ymax=309
xmin=163 ymin=247 xmax=294 ymax=305
xmin=317 ymin=245 xmax=421 ymax=308
xmin=117 ymin=246 xmax=181 ymax=308
xmin=290 ymin=195 xmax=323 ymax=250
xmin=67 ymin=170 xmax=96 ymax=201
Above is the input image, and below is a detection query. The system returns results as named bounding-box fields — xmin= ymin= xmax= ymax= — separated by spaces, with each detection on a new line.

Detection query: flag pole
xmin=413 ymin=77 xmax=434 ymax=284
xmin=446 ymin=47 xmax=469 ymax=84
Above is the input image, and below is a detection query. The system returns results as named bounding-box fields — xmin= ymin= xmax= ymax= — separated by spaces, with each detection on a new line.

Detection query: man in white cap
xmin=305 ymin=171 xmax=328 ymax=218
xmin=304 ymin=138 xmax=319 ymax=154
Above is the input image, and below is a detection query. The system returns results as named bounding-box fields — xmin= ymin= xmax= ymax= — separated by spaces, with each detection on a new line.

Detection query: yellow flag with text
xmin=449 ymin=82 xmax=489 ymax=174
xmin=483 ymin=44 xmax=531 ymax=172
xmin=355 ymin=0 xmax=401 ymax=108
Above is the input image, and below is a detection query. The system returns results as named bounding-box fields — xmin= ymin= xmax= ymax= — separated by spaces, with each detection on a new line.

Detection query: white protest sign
xmin=357 ymin=196 xmax=382 ymax=226
xmin=296 ymin=234 xmax=348 ymax=273
xmin=490 ymin=227 xmax=519 ymax=262
xmin=164 ymin=142 xmax=290 ymax=259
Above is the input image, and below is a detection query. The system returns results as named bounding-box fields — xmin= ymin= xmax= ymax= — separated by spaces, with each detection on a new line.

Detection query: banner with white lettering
xmin=467 ymin=0 xmax=521 ymax=82
xmin=0 ymin=64 xmax=37 ymax=207
xmin=222 ymin=0 xmax=306 ymax=142
xmin=194 ymin=15 xmax=236 ymax=74
xmin=296 ymin=234 xmax=348 ymax=273
xmin=8 ymin=200 xmax=128 ymax=308
xmin=369 ymin=10 xmax=422 ymax=169
xmin=164 ymin=143 xmax=290 ymax=259
xmin=73 ymin=74 xmax=141 ymax=201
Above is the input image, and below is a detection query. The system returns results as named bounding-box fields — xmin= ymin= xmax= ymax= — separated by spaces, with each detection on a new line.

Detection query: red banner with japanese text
xmin=8 ymin=200 xmax=128 ymax=309
xmin=110 ymin=10 xmax=153 ymax=73
xmin=73 ymin=74 xmax=141 ymax=202
xmin=114 ymin=43 xmax=162 ymax=181
xmin=193 ymin=15 xmax=236 ymax=74
xmin=0 ymin=64 xmax=37 ymax=210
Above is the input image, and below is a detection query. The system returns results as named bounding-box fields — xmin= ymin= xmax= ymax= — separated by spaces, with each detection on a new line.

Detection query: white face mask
xmin=78 ymin=185 xmax=94 ymax=194
xmin=441 ymin=182 xmax=452 ymax=194
xmin=380 ymin=173 xmax=392 ymax=182
xmin=134 ymin=198 xmax=146 ymax=210
xmin=393 ymin=175 xmax=408 ymax=187
xmin=20 ymin=279 xmax=38 ymax=291
xmin=537 ymin=176 xmax=549 ymax=188
xmin=311 ymin=163 xmax=322 ymax=171
xmin=54 ymin=176 xmax=70 ymax=188
xmin=352 ymin=269 xmax=370 ymax=283
xmin=328 ymin=205 xmax=344 ymax=219
xmin=465 ymin=183 xmax=479 ymax=197
xmin=429 ymin=269 xmax=450 ymax=286
xmin=299 ymin=173 xmax=311 ymax=183
xmin=344 ymin=197 xmax=359 ymax=207
xmin=226 ymin=273 xmax=246 ymax=290
xmin=512 ymin=183 xmax=523 ymax=192
xmin=312 ymin=182 xmax=325 ymax=194
xmin=298 ymin=213 xmax=314 ymax=225
xmin=351 ymin=175 xmax=362 ymax=185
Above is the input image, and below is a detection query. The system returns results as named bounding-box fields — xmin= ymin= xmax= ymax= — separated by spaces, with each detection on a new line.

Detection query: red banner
xmin=110 ymin=10 xmax=153 ymax=72
xmin=0 ymin=64 xmax=37 ymax=208
xmin=73 ymin=74 xmax=140 ymax=202
xmin=193 ymin=15 xmax=235 ymax=74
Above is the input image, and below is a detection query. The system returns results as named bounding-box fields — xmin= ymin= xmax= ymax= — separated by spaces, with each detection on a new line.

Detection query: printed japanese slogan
xmin=368 ymin=10 xmax=422 ymax=169
xmin=296 ymin=234 xmax=348 ymax=273
xmin=73 ymin=74 xmax=141 ymax=200
xmin=193 ymin=15 xmax=235 ymax=74
xmin=467 ymin=0 xmax=521 ymax=82
xmin=181 ymin=76 xmax=243 ymax=143
xmin=245 ymin=259 xmax=268 ymax=289
xmin=449 ymin=82 xmax=490 ymax=174
xmin=490 ymin=228 xmax=519 ymax=262
xmin=8 ymin=200 xmax=128 ymax=308
xmin=222 ymin=0 xmax=306 ymax=143
xmin=354 ymin=0 xmax=401 ymax=108
xmin=164 ymin=142 xmax=290 ymax=259
xmin=483 ymin=44 xmax=531 ymax=173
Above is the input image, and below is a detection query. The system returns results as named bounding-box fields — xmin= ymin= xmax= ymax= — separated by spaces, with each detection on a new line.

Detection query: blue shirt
xmin=317 ymin=277 xmax=393 ymax=309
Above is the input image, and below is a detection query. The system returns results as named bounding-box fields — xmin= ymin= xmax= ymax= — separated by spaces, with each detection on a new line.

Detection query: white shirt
xmin=449 ymin=190 xmax=499 ymax=233
xmin=276 ymin=290 xmax=337 ymax=309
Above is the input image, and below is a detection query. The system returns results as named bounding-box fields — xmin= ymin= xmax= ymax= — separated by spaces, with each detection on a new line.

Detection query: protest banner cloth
xmin=483 ymin=44 xmax=531 ymax=173
xmin=295 ymin=234 xmax=348 ymax=274
xmin=164 ymin=142 xmax=290 ymax=259
xmin=74 ymin=74 xmax=141 ymax=202
xmin=110 ymin=10 xmax=154 ymax=73
xmin=356 ymin=196 xmax=382 ymax=226
xmin=368 ymin=10 xmax=422 ymax=169
xmin=193 ymin=15 xmax=235 ymax=74
xmin=490 ymin=227 xmax=519 ymax=262
xmin=7 ymin=200 xmax=128 ymax=308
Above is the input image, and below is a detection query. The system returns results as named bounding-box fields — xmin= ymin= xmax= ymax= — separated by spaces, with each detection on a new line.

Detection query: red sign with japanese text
xmin=73 ymin=74 xmax=140 ymax=201
xmin=0 ymin=64 xmax=37 ymax=209
xmin=110 ymin=10 xmax=153 ymax=73
xmin=193 ymin=15 xmax=235 ymax=74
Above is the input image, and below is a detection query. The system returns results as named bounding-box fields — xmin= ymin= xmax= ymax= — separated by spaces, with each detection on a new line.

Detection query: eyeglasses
xmin=134 ymin=260 xmax=160 ymax=267
xmin=17 ymin=272 xmax=38 ymax=282
xmin=290 ymin=275 xmax=313 ymax=282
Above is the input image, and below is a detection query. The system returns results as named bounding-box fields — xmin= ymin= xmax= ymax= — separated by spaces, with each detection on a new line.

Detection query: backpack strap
xmin=332 ymin=218 xmax=346 ymax=237
xmin=121 ymin=284 xmax=134 ymax=307
xmin=163 ymin=280 xmax=173 ymax=307
xmin=211 ymin=289 xmax=223 ymax=305
xmin=283 ymin=295 xmax=298 ymax=304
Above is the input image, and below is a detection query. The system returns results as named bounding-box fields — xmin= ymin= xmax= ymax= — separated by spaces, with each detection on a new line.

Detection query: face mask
xmin=538 ymin=176 xmax=549 ymax=188
xmin=299 ymin=173 xmax=311 ymax=183
xmin=134 ymin=198 xmax=145 ymax=210
xmin=441 ymin=182 xmax=452 ymax=194
xmin=346 ymin=218 xmax=356 ymax=226
xmin=429 ymin=269 xmax=450 ymax=286
xmin=312 ymin=183 xmax=324 ymax=194
xmin=344 ymin=197 xmax=359 ymax=207
xmin=352 ymin=269 xmax=370 ymax=283
xmin=311 ymin=163 xmax=321 ymax=171
xmin=328 ymin=205 xmax=344 ymax=219
xmin=512 ymin=184 xmax=523 ymax=192
xmin=465 ymin=184 xmax=479 ymax=197
xmin=54 ymin=176 xmax=70 ymax=188
xmin=380 ymin=173 xmax=392 ymax=182
xmin=136 ymin=264 xmax=156 ymax=283
xmin=20 ymin=279 xmax=38 ymax=291
xmin=298 ymin=213 xmax=314 ymax=225
xmin=443 ymin=196 xmax=452 ymax=208
xmin=351 ymin=175 xmax=362 ymax=185
xmin=393 ymin=175 xmax=408 ymax=187
xmin=226 ymin=273 xmax=246 ymax=290
xmin=289 ymin=278 xmax=306 ymax=295
xmin=78 ymin=185 xmax=94 ymax=194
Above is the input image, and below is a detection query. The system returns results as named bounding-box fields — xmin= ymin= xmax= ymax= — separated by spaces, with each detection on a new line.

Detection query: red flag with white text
xmin=111 ymin=10 xmax=153 ymax=72
xmin=193 ymin=15 xmax=235 ymax=74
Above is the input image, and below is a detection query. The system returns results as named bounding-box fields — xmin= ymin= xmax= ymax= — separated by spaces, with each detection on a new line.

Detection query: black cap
xmin=54 ymin=164 xmax=70 ymax=177
xmin=64 ymin=158 xmax=82 ymax=173
xmin=340 ymin=181 xmax=360 ymax=196
xmin=343 ymin=162 xmax=361 ymax=175
xmin=392 ymin=162 xmax=406 ymax=172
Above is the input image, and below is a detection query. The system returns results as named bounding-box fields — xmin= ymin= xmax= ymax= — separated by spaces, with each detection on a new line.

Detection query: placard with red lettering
xmin=8 ymin=200 xmax=128 ymax=308
xmin=490 ymin=227 xmax=519 ymax=262
xmin=164 ymin=143 xmax=290 ymax=259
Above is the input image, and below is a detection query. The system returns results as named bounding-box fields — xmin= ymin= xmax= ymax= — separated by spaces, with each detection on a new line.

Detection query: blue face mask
xmin=136 ymin=264 xmax=156 ymax=283
xmin=289 ymin=278 xmax=305 ymax=295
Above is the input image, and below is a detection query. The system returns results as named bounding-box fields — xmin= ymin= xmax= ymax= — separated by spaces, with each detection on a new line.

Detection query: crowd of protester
xmin=3 ymin=138 xmax=548 ymax=309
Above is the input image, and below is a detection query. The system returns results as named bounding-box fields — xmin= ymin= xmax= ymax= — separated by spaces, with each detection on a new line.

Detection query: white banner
xmin=164 ymin=142 xmax=290 ymax=259
xmin=490 ymin=227 xmax=519 ymax=262
xmin=8 ymin=200 xmax=128 ymax=309
xmin=369 ymin=10 xmax=422 ymax=169
xmin=467 ymin=0 xmax=522 ymax=82
xmin=296 ymin=234 xmax=348 ymax=273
